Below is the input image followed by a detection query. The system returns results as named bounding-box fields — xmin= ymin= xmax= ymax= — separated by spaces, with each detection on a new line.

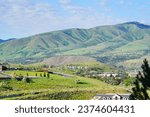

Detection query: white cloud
xmin=119 ymin=0 xmax=125 ymax=5
xmin=0 ymin=0 xmax=124 ymax=38
xmin=59 ymin=0 xmax=88 ymax=14
xmin=100 ymin=0 xmax=108 ymax=7
xmin=0 ymin=0 xmax=59 ymax=37
xmin=100 ymin=0 xmax=125 ymax=6
xmin=59 ymin=0 xmax=70 ymax=6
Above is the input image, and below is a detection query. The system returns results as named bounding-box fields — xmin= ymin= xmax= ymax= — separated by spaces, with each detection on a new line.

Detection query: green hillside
xmin=0 ymin=22 xmax=150 ymax=69
xmin=0 ymin=72 xmax=127 ymax=100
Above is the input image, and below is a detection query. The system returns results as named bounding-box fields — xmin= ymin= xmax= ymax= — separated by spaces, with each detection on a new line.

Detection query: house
xmin=0 ymin=64 xmax=7 ymax=71
xmin=0 ymin=64 xmax=3 ymax=71
xmin=92 ymin=94 xmax=131 ymax=100
xmin=128 ymin=72 xmax=138 ymax=78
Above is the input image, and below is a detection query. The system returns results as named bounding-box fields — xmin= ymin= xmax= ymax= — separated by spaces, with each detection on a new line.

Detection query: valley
xmin=0 ymin=22 xmax=150 ymax=70
xmin=0 ymin=58 xmax=135 ymax=100
xmin=0 ymin=22 xmax=150 ymax=100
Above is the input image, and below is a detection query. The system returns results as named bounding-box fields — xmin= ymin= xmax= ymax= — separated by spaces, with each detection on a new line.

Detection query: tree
xmin=22 ymin=77 xmax=32 ymax=83
xmin=40 ymin=73 xmax=42 ymax=77
xmin=141 ymin=59 xmax=150 ymax=87
xmin=44 ymin=72 xmax=46 ymax=77
xmin=47 ymin=73 xmax=50 ymax=78
xmin=26 ymin=73 xmax=29 ymax=77
xmin=130 ymin=59 xmax=150 ymax=100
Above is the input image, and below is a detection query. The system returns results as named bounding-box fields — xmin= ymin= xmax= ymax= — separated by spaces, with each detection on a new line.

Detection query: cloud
xmin=0 ymin=0 xmax=125 ymax=38
xmin=119 ymin=0 xmax=125 ymax=5
xmin=99 ymin=0 xmax=108 ymax=7
xmin=100 ymin=0 xmax=125 ymax=6
xmin=59 ymin=0 xmax=70 ymax=6
xmin=0 ymin=0 xmax=59 ymax=37
xmin=59 ymin=0 xmax=88 ymax=14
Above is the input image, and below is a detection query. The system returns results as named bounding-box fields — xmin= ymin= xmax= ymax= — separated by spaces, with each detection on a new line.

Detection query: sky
xmin=0 ymin=0 xmax=149 ymax=39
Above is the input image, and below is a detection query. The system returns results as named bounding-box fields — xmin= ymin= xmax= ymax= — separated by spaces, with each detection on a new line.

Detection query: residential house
xmin=0 ymin=64 xmax=2 ymax=71
xmin=0 ymin=64 xmax=7 ymax=71
xmin=92 ymin=94 xmax=130 ymax=100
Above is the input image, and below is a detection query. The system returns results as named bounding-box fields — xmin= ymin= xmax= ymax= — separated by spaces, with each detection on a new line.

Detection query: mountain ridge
xmin=0 ymin=38 xmax=16 ymax=43
xmin=0 ymin=22 xmax=150 ymax=69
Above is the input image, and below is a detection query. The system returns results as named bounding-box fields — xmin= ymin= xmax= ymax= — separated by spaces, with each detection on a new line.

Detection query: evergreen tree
xmin=141 ymin=59 xmax=150 ymax=87
xmin=40 ymin=73 xmax=42 ymax=77
xmin=47 ymin=73 xmax=50 ymax=78
xmin=130 ymin=59 xmax=150 ymax=100
xmin=44 ymin=72 xmax=46 ymax=77
xmin=26 ymin=73 xmax=29 ymax=77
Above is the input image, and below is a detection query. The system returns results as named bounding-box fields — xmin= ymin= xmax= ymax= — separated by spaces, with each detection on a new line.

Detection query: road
xmin=0 ymin=71 xmax=12 ymax=79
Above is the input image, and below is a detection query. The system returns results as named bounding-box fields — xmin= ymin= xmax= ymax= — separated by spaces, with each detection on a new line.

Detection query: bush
xmin=26 ymin=73 xmax=29 ymax=77
xmin=44 ymin=72 xmax=46 ymax=77
xmin=22 ymin=77 xmax=32 ymax=83
xmin=75 ymin=80 xmax=86 ymax=84
xmin=0 ymin=81 xmax=12 ymax=90
xmin=123 ymin=77 xmax=136 ymax=86
xmin=47 ymin=73 xmax=50 ymax=78
xmin=15 ymin=74 xmax=24 ymax=81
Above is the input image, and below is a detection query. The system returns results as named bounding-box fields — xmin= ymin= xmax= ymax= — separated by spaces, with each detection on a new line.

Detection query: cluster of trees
xmin=0 ymin=81 xmax=12 ymax=91
xmin=123 ymin=77 xmax=136 ymax=87
xmin=69 ymin=66 xmax=125 ymax=85
xmin=12 ymin=72 xmax=50 ymax=83
xmin=100 ymin=77 xmax=123 ymax=85
xmin=39 ymin=72 xmax=50 ymax=78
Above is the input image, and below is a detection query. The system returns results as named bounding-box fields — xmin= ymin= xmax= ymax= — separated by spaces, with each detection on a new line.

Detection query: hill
xmin=41 ymin=56 xmax=97 ymax=66
xmin=0 ymin=71 xmax=127 ymax=100
xmin=0 ymin=22 xmax=150 ymax=69
xmin=0 ymin=39 xmax=5 ymax=43
xmin=0 ymin=38 xmax=16 ymax=43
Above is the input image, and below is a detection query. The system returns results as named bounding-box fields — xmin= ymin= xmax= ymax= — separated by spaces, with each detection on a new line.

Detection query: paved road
xmin=0 ymin=72 xmax=41 ymax=80
xmin=0 ymin=71 xmax=75 ymax=80
xmin=53 ymin=72 xmax=75 ymax=78
xmin=0 ymin=72 xmax=12 ymax=78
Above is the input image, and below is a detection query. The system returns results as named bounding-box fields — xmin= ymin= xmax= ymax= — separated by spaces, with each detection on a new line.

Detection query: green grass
xmin=0 ymin=70 xmax=128 ymax=100
xmin=50 ymin=61 xmax=119 ymax=75
xmin=0 ymin=74 xmax=5 ymax=77
xmin=4 ymin=70 xmax=44 ymax=77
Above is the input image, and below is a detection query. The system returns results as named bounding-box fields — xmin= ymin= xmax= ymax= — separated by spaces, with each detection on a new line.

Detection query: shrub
xmin=44 ymin=72 xmax=46 ymax=77
xmin=26 ymin=73 xmax=29 ymax=77
xmin=123 ymin=77 xmax=136 ymax=86
xmin=22 ymin=77 xmax=32 ymax=83
xmin=75 ymin=80 xmax=86 ymax=84
xmin=47 ymin=73 xmax=50 ymax=78
xmin=0 ymin=81 xmax=12 ymax=90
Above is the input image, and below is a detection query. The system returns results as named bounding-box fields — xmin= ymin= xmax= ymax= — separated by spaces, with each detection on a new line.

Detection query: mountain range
xmin=0 ymin=38 xmax=16 ymax=43
xmin=0 ymin=22 xmax=150 ymax=70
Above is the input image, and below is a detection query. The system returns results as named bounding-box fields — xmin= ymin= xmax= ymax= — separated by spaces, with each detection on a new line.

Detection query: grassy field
xmin=4 ymin=70 xmax=44 ymax=76
xmin=0 ymin=70 xmax=128 ymax=100
xmin=0 ymin=74 xmax=5 ymax=77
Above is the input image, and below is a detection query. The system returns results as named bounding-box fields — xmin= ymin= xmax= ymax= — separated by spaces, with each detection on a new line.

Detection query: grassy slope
xmin=0 ymin=22 xmax=150 ymax=63
xmin=4 ymin=70 xmax=44 ymax=76
xmin=41 ymin=56 xmax=97 ymax=66
xmin=0 ymin=22 xmax=149 ymax=70
xmin=0 ymin=70 xmax=127 ymax=100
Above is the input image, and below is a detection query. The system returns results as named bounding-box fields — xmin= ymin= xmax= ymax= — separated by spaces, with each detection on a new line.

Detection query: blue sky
xmin=0 ymin=0 xmax=149 ymax=39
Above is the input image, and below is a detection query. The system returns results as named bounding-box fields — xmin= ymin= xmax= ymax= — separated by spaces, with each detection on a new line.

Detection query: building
xmin=0 ymin=64 xmax=7 ymax=71
xmin=0 ymin=64 xmax=3 ymax=71
xmin=92 ymin=94 xmax=131 ymax=100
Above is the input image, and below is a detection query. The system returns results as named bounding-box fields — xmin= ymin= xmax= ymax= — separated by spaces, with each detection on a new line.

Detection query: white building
xmin=92 ymin=94 xmax=130 ymax=100
xmin=0 ymin=64 xmax=3 ymax=71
